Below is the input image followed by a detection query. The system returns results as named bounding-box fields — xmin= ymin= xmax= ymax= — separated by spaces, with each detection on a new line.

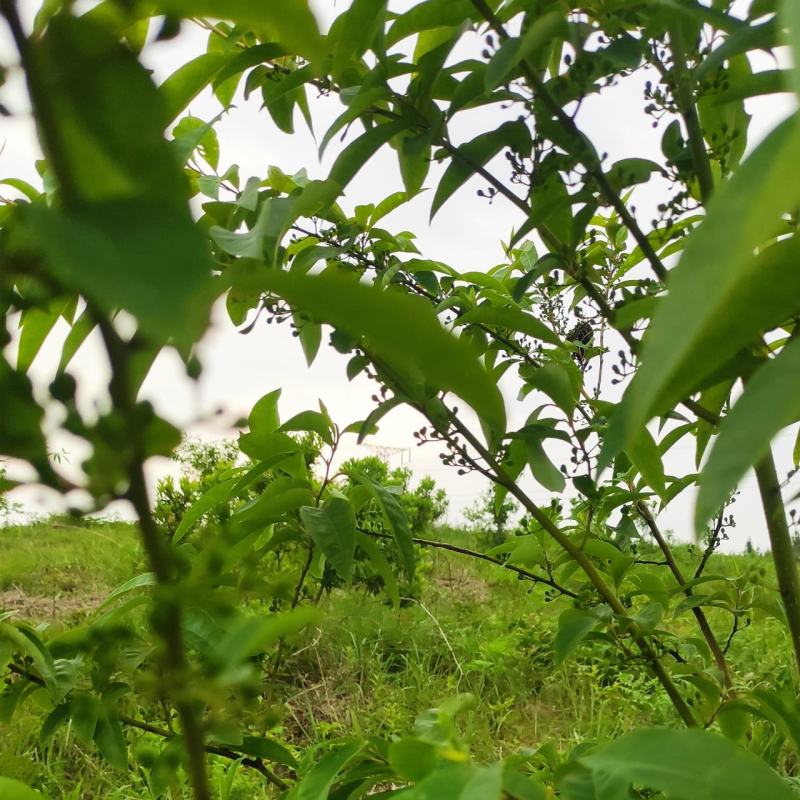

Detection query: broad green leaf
xmin=280 ymin=410 xmax=334 ymax=444
xmin=40 ymin=703 xmax=71 ymax=744
xmin=249 ymin=388 xmax=282 ymax=434
xmin=431 ymin=121 xmax=531 ymax=218
xmin=93 ymin=708 xmax=127 ymax=770
xmin=300 ymin=498 xmax=357 ymax=581
xmin=355 ymin=472 xmax=416 ymax=581
xmin=462 ymin=762 xmax=503 ymax=800
xmin=520 ymin=362 xmax=581 ymax=416
xmin=580 ymin=728 xmax=795 ymax=800
xmin=236 ymin=736 xmax=298 ymax=768
xmin=286 ymin=741 xmax=364 ymax=800
xmin=602 ymin=113 xmax=800 ymax=466
xmin=386 ymin=0 xmax=475 ymax=47
xmin=156 ymin=1 xmax=324 ymax=64
xmin=160 ymin=52 xmax=231 ymax=122
xmin=554 ymin=608 xmax=598 ymax=662
xmin=0 ymin=778 xmax=43 ymax=799
xmin=27 ymin=15 xmax=214 ymax=346
xmin=251 ymin=270 xmax=506 ymax=433
xmin=605 ymin=158 xmax=662 ymax=194
xmin=456 ymin=305 xmax=561 ymax=345
xmin=557 ymin=763 xmax=630 ymax=800
xmin=525 ymin=439 xmax=566 ymax=493
xmin=626 ymin=428 xmax=666 ymax=498
xmin=696 ymin=338 xmax=800 ymax=527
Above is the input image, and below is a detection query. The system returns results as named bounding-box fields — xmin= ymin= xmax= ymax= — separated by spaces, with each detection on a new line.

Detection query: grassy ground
xmin=0 ymin=519 xmax=792 ymax=798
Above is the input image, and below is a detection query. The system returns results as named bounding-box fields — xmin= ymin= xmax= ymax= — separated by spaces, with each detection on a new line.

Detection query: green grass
xmin=0 ymin=520 xmax=793 ymax=797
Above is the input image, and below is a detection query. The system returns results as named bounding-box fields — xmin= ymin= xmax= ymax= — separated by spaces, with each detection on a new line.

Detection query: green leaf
xmin=329 ymin=0 xmax=387 ymax=77
xmin=520 ymin=362 xmax=581 ymax=415
xmin=554 ymin=608 xmax=598 ymax=662
xmin=388 ymin=739 xmax=438 ymax=782
xmin=602 ymin=113 xmax=800 ymax=466
xmin=696 ymin=338 xmax=800 ymax=527
xmin=462 ymin=762 xmax=503 ymax=800
xmin=40 ymin=703 xmax=70 ymax=744
xmin=286 ymin=740 xmax=364 ymax=800
xmin=58 ymin=307 xmax=95 ymax=373
xmin=456 ymin=305 xmax=561 ymax=345
xmin=249 ymin=388 xmax=282 ymax=434
xmin=156 ymin=1 xmax=324 ymax=64
xmin=99 ymin=572 xmax=157 ymax=609
xmin=280 ymin=410 xmax=334 ymax=444
xmin=355 ymin=473 xmax=416 ymax=581
xmin=625 ymin=428 xmax=666 ymax=498
xmin=300 ymin=498 xmax=357 ymax=581
xmin=26 ymin=15 xmax=214 ymax=346
xmin=93 ymin=708 xmax=127 ymax=770
xmin=431 ymin=121 xmax=531 ymax=218
xmin=236 ymin=736 xmax=298 ymax=768
xmin=251 ymin=270 xmax=506 ymax=433
xmin=328 ymin=121 xmax=407 ymax=195
xmin=160 ymin=52 xmax=231 ymax=122
xmin=17 ymin=303 xmax=63 ymax=374
xmin=580 ymin=728 xmax=795 ymax=800
xmin=174 ymin=479 xmax=238 ymax=543
xmin=0 ymin=778 xmax=43 ymax=799
xmin=525 ymin=439 xmax=566 ymax=493
xmin=605 ymin=158 xmax=662 ymax=194
xmin=386 ymin=0 xmax=475 ymax=47
xmin=484 ymin=12 xmax=566 ymax=90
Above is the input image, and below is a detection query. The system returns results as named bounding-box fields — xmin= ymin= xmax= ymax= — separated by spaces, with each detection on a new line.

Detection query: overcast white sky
xmin=1 ymin=1 xmax=798 ymax=550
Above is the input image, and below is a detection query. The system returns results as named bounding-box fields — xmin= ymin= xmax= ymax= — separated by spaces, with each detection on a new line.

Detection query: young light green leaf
xmin=602 ymin=113 xmax=800 ymax=467
xmin=300 ymin=498 xmax=357 ymax=581
xmin=696 ymin=338 xmax=800 ymax=528
xmin=580 ymin=728 xmax=795 ymax=800
xmin=251 ymin=270 xmax=506 ymax=433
